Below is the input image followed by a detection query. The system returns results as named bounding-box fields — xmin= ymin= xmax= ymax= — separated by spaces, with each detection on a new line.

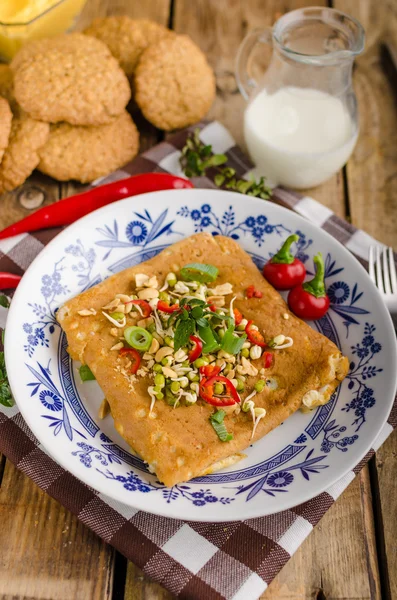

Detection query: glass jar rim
xmin=272 ymin=6 xmax=365 ymax=65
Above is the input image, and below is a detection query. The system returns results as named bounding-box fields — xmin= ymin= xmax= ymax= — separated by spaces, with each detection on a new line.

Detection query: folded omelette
xmin=57 ymin=232 xmax=349 ymax=486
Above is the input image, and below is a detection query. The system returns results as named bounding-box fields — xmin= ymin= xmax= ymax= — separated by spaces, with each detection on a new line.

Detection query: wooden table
xmin=1 ymin=1 xmax=396 ymax=598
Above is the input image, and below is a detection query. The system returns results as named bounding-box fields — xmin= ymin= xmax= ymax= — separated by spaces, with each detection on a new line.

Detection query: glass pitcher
xmin=236 ymin=7 xmax=365 ymax=189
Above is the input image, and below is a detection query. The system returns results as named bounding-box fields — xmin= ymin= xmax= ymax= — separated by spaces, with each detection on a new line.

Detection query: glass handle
xmin=235 ymin=28 xmax=273 ymax=100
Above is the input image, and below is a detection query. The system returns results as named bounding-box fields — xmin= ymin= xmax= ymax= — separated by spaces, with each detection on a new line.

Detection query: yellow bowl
xmin=0 ymin=0 xmax=87 ymax=61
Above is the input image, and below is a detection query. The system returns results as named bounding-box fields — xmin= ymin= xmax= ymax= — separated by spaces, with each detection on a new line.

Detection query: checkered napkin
xmin=0 ymin=121 xmax=396 ymax=600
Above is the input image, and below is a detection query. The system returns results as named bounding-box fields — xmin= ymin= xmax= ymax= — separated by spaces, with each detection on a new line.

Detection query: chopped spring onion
xmin=198 ymin=324 xmax=220 ymax=353
xmin=210 ymin=410 xmax=233 ymax=442
xmin=79 ymin=365 xmax=96 ymax=382
xmin=221 ymin=325 xmax=247 ymax=355
xmin=124 ymin=326 xmax=152 ymax=351
xmin=180 ymin=263 xmax=219 ymax=283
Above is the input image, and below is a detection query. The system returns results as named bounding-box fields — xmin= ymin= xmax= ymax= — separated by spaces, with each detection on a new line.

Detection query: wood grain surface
xmin=0 ymin=1 xmax=395 ymax=599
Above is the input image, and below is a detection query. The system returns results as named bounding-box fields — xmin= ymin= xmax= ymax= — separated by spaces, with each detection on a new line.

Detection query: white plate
xmin=5 ymin=189 xmax=397 ymax=522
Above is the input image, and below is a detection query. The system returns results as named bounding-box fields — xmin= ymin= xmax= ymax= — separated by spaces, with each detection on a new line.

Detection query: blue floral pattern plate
xmin=5 ymin=189 xmax=397 ymax=522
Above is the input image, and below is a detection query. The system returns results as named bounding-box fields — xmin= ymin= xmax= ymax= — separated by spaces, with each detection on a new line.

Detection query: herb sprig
xmin=0 ymin=295 xmax=14 ymax=407
xmin=180 ymin=129 xmax=272 ymax=199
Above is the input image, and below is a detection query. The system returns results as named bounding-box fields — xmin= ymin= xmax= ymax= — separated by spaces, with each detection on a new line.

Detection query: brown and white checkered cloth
xmin=0 ymin=121 xmax=396 ymax=600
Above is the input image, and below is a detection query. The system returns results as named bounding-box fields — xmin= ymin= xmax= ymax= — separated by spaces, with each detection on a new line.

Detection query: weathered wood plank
xmin=334 ymin=2 xmax=397 ymax=598
xmin=0 ymin=460 xmax=114 ymax=600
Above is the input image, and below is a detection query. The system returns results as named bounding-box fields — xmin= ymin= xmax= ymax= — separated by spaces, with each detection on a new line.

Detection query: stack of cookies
xmin=85 ymin=17 xmax=216 ymax=131
xmin=0 ymin=17 xmax=215 ymax=189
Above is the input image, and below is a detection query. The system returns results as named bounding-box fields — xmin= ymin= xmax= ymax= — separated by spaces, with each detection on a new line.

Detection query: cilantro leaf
xmin=174 ymin=318 xmax=195 ymax=351
xmin=0 ymin=295 xmax=9 ymax=308
xmin=0 ymin=332 xmax=14 ymax=407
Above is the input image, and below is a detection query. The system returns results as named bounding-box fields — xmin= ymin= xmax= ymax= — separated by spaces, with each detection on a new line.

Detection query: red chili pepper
xmin=263 ymin=234 xmax=306 ymax=290
xmin=263 ymin=351 xmax=273 ymax=369
xmin=246 ymin=285 xmax=263 ymax=299
xmin=288 ymin=253 xmax=330 ymax=321
xmin=199 ymin=375 xmax=241 ymax=407
xmin=157 ymin=300 xmax=180 ymax=313
xmin=245 ymin=320 xmax=266 ymax=347
xmin=233 ymin=308 xmax=243 ymax=325
xmin=0 ymin=272 xmax=22 ymax=290
xmin=0 ymin=173 xmax=194 ymax=240
xmin=199 ymin=364 xmax=221 ymax=378
xmin=209 ymin=304 xmax=217 ymax=312
xmin=130 ymin=299 xmax=152 ymax=318
xmin=188 ymin=335 xmax=203 ymax=362
xmin=119 ymin=347 xmax=141 ymax=374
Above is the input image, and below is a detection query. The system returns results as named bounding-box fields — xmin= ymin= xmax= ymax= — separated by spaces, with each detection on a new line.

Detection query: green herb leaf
xmin=179 ymin=130 xmax=272 ymax=200
xmin=198 ymin=324 xmax=220 ymax=353
xmin=210 ymin=410 xmax=233 ymax=442
xmin=0 ymin=295 xmax=9 ymax=308
xmin=0 ymin=334 xmax=13 ymax=407
xmin=79 ymin=365 xmax=96 ymax=382
xmin=214 ymin=174 xmax=225 ymax=187
xmin=174 ymin=318 xmax=195 ymax=351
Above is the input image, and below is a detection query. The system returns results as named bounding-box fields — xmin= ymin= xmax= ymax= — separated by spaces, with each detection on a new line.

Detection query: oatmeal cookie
xmin=0 ymin=65 xmax=15 ymax=107
xmin=38 ymin=110 xmax=139 ymax=183
xmin=11 ymin=33 xmax=131 ymax=126
xmin=0 ymin=98 xmax=12 ymax=165
xmin=0 ymin=113 xmax=49 ymax=193
xmin=84 ymin=16 xmax=174 ymax=78
xmin=135 ymin=34 xmax=215 ymax=131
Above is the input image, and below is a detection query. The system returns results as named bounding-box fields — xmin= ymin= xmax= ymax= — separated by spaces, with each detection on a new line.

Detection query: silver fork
xmin=368 ymin=246 xmax=397 ymax=316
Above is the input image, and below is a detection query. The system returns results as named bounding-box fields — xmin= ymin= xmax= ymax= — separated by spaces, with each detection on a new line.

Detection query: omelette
xmin=57 ymin=233 xmax=349 ymax=486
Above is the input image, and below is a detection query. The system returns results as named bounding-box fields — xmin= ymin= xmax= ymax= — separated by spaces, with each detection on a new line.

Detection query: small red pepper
xmin=209 ymin=304 xmax=217 ymax=312
xmin=0 ymin=173 xmax=194 ymax=240
xmin=199 ymin=364 xmax=221 ymax=378
xmin=246 ymin=285 xmax=263 ymax=299
xmin=288 ymin=253 xmax=330 ymax=321
xmin=245 ymin=320 xmax=266 ymax=347
xmin=233 ymin=308 xmax=243 ymax=325
xmin=119 ymin=347 xmax=141 ymax=374
xmin=263 ymin=234 xmax=306 ymax=290
xmin=263 ymin=351 xmax=273 ymax=369
xmin=188 ymin=335 xmax=203 ymax=362
xmin=157 ymin=300 xmax=180 ymax=313
xmin=130 ymin=299 xmax=152 ymax=318
xmin=0 ymin=272 xmax=22 ymax=290
xmin=199 ymin=375 xmax=241 ymax=407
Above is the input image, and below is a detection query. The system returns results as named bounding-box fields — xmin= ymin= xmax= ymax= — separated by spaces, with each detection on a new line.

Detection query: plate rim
xmin=5 ymin=188 xmax=397 ymax=521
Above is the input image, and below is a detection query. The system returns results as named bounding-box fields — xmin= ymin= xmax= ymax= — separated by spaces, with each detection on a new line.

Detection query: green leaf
xmin=79 ymin=365 xmax=96 ymax=382
xmin=0 ymin=343 xmax=14 ymax=407
xmin=0 ymin=295 xmax=9 ymax=308
xmin=214 ymin=174 xmax=225 ymax=187
xmin=174 ymin=318 xmax=195 ymax=351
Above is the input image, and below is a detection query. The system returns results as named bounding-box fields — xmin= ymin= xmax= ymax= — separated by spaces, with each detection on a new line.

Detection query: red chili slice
xmin=209 ymin=304 xmax=217 ymax=312
xmin=119 ymin=347 xmax=141 ymax=374
xmin=188 ymin=335 xmax=203 ymax=362
xmin=157 ymin=300 xmax=180 ymax=313
xmin=245 ymin=320 xmax=266 ymax=347
xmin=233 ymin=308 xmax=243 ymax=325
xmin=246 ymin=285 xmax=263 ymax=299
xmin=130 ymin=299 xmax=152 ymax=318
xmin=199 ymin=364 xmax=222 ymax=378
xmin=263 ymin=351 xmax=273 ymax=368
xmin=199 ymin=375 xmax=241 ymax=407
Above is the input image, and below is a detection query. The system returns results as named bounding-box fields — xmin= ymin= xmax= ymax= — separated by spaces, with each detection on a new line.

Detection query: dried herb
xmin=180 ymin=129 xmax=272 ymax=199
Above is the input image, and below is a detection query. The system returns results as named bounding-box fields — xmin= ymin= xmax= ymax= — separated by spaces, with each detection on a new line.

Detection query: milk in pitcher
xmin=244 ymin=86 xmax=358 ymax=189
